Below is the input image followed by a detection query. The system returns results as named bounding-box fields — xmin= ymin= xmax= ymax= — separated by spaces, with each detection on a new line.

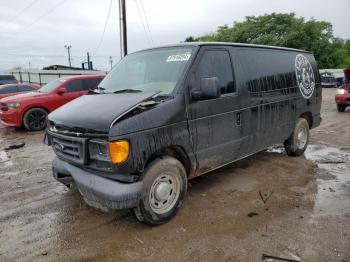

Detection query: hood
xmin=0 ymin=91 xmax=45 ymax=103
xmin=48 ymin=92 xmax=158 ymax=132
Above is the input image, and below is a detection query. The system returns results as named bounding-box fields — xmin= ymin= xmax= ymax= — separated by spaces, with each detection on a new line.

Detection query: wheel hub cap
xmin=155 ymin=182 xmax=171 ymax=201
xmin=297 ymin=127 xmax=307 ymax=149
xmin=149 ymin=173 xmax=181 ymax=214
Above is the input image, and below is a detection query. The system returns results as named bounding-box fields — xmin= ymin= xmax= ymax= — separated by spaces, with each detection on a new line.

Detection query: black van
xmin=46 ymin=43 xmax=321 ymax=225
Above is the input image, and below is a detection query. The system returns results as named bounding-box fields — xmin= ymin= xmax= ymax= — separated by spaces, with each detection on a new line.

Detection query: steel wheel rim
xmin=297 ymin=126 xmax=307 ymax=149
xmin=28 ymin=111 xmax=46 ymax=130
xmin=149 ymin=172 xmax=181 ymax=214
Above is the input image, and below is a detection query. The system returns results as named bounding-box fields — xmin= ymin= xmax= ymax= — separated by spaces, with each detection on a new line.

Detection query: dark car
xmin=321 ymin=73 xmax=337 ymax=88
xmin=0 ymin=83 xmax=41 ymax=99
xmin=0 ymin=75 xmax=18 ymax=85
xmin=46 ymin=43 xmax=322 ymax=225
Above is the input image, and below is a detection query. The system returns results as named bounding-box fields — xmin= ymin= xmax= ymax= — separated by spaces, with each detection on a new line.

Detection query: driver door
xmin=187 ymin=47 xmax=243 ymax=175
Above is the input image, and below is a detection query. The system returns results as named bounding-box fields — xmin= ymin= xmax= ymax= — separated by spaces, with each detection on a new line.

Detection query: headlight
xmin=89 ymin=139 xmax=110 ymax=162
xmin=108 ymin=140 xmax=129 ymax=164
xmin=337 ymin=88 xmax=346 ymax=95
xmin=7 ymin=102 xmax=20 ymax=109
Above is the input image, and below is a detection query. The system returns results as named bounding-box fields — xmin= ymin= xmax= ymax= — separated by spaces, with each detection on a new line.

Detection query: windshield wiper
xmin=113 ymin=89 xmax=142 ymax=94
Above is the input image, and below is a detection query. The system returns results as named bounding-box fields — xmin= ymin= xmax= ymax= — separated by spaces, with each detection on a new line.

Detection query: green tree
xmin=185 ymin=13 xmax=349 ymax=69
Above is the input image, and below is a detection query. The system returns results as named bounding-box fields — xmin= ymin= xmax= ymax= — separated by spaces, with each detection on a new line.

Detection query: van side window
xmin=82 ymin=78 xmax=103 ymax=91
xmin=196 ymin=50 xmax=235 ymax=94
xmin=65 ymin=79 xmax=83 ymax=92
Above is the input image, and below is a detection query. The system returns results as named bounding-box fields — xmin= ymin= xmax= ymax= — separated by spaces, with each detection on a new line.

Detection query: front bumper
xmin=53 ymin=157 xmax=143 ymax=210
xmin=0 ymin=110 xmax=22 ymax=127
xmin=335 ymin=94 xmax=350 ymax=106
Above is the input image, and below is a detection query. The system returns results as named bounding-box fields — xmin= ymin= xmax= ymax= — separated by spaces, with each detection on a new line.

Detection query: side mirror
xmin=57 ymin=87 xmax=67 ymax=95
xmin=191 ymin=77 xmax=220 ymax=100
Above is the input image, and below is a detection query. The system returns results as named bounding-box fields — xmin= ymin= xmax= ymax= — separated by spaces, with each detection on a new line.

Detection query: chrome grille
xmin=48 ymin=131 xmax=88 ymax=164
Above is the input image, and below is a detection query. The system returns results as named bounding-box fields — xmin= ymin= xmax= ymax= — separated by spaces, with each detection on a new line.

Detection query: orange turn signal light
xmin=108 ymin=140 xmax=129 ymax=164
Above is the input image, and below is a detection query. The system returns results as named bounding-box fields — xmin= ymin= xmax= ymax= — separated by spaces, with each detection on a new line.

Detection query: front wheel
xmin=284 ymin=118 xmax=309 ymax=156
xmin=23 ymin=108 xmax=48 ymax=131
xmin=132 ymin=157 xmax=187 ymax=226
xmin=337 ymin=104 xmax=346 ymax=112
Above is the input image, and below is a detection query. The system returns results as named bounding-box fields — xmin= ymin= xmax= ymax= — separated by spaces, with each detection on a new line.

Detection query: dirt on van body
xmin=0 ymin=88 xmax=349 ymax=262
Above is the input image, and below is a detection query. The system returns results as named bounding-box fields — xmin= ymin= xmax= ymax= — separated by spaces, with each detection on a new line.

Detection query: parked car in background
xmin=0 ymin=75 xmax=18 ymax=85
xmin=321 ymin=73 xmax=337 ymax=88
xmin=335 ymin=69 xmax=350 ymax=112
xmin=0 ymin=83 xmax=41 ymax=99
xmin=0 ymin=74 xmax=105 ymax=130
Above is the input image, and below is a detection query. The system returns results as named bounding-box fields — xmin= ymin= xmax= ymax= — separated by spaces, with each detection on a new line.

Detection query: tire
xmin=284 ymin=118 xmax=309 ymax=156
xmin=337 ymin=104 xmax=346 ymax=112
xmin=132 ymin=156 xmax=187 ymax=226
xmin=23 ymin=108 xmax=48 ymax=131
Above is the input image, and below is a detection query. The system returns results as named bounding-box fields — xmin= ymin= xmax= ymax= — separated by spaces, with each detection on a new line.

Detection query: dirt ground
xmin=0 ymin=88 xmax=349 ymax=262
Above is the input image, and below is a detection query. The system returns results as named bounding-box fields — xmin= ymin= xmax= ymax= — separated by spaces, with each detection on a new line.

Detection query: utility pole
xmin=118 ymin=0 xmax=127 ymax=58
xmin=109 ymin=56 xmax=113 ymax=70
xmin=64 ymin=45 xmax=72 ymax=67
xmin=87 ymin=52 xmax=93 ymax=70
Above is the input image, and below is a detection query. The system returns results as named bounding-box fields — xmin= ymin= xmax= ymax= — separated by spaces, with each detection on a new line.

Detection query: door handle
xmin=236 ymin=112 xmax=241 ymax=126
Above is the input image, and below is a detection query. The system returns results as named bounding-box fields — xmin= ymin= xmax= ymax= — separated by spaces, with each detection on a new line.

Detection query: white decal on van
xmin=295 ymin=54 xmax=315 ymax=99
xmin=166 ymin=53 xmax=191 ymax=62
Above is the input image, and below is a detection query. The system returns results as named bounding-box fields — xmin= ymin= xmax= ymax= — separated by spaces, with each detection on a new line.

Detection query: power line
xmin=93 ymin=0 xmax=113 ymax=56
xmin=15 ymin=0 xmax=68 ymax=35
xmin=139 ymin=0 xmax=154 ymax=45
xmin=6 ymin=0 xmax=42 ymax=24
xmin=134 ymin=0 xmax=151 ymax=46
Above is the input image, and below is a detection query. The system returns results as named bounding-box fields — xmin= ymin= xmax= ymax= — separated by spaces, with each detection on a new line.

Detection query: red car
xmin=0 ymin=74 xmax=105 ymax=131
xmin=335 ymin=69 xmax=350 ymax=112
xmin=0 ymin=83 xmax=41 ymax=99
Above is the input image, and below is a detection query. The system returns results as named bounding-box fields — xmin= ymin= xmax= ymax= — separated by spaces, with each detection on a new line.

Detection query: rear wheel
xmin=23 ymin=108 xmax=48 ymax=131
xmin=284 ymin=118 xmax=309 ymax=156
xmin=132 ymin=157 xmax=187 ymax=226
xmin=337 ymin=104 xmax=346 ymax=112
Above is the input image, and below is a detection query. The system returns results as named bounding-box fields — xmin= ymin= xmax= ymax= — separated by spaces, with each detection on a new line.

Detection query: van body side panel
xmin=294 ymin=54 xmax=322 ymax=128
xmin=234 ymin=48 xmax=321 ymax=157
xmin=234 ymin=48 xmax=298 ymax=156
xmin=109 ymin=95 xmax=196 ymax=175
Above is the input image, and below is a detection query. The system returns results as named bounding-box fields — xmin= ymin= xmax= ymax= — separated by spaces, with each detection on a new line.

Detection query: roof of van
xmin=143 ymin=42 xmax=311 ymax=54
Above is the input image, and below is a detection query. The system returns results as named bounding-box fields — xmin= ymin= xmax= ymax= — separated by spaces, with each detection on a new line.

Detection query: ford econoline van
xmin=46 ymin=43 xmax=321 ymax=225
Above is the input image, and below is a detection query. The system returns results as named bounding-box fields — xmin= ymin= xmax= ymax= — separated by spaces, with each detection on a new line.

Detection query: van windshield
xmin=98 ymin=47 xmax=194 ymax=95
xmin=39 ymin=79 xmax=66 ymax=93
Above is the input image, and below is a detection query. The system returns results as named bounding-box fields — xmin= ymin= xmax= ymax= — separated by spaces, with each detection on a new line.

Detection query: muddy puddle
xmin=305 ymin=145 xmax=350 ymax=217
xmin=268 ymin=143 xmax=350 ymax=218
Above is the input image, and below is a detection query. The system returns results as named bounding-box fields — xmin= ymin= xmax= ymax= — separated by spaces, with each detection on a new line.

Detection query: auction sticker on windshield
xmin=166 ymin=53 xmax=191 ymax=62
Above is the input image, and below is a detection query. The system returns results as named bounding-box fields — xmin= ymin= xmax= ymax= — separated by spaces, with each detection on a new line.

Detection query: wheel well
xmin=299 ymin=111 xmax=313 ymax=128
xmin=22 ymin=107 xmax=49 ymax=125
xmin=145 ymin=146 xmax=191 ymax=177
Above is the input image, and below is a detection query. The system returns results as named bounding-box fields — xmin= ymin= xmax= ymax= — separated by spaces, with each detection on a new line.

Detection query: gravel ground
xmin=0 ymin=88 xmax=349 ymax=262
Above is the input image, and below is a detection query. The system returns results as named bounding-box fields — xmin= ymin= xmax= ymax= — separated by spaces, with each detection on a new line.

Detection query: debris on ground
xmin=248 ymin=212 xmax=259 ymax=218
xmin=262 ymin=253 xmax=300 ymax=262
xmin=135 ymin=237 xmax=144 ymax=244
xmin=329 ymin=187 xmax=336 ymax=192
xmin=4 ymin=142 xmax=25 ymax=151
xmin=259 ymin=190 xmax=274 ymax=204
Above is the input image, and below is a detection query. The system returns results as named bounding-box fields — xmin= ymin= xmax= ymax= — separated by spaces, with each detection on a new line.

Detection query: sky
xmin=0 ymin=0 xmax=349 ymax=71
